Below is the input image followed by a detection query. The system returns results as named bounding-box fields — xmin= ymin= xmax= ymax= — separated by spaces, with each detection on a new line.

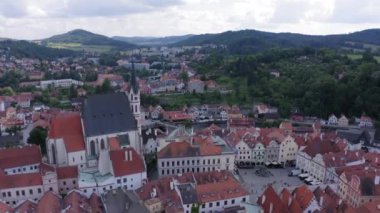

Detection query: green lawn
xmin=47 ymin=42 xmax=115 ymax=53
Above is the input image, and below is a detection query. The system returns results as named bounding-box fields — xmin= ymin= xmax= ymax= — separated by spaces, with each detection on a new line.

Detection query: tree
xmin=180 ymin=71 xmax=189 ymax=84
xmin=27 ymin=127 xmax=48 ymax=154
xmin=101 ymin=79 xmax=112 ymax=93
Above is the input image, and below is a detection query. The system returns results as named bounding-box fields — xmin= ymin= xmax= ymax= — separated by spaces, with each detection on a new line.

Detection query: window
xmin=23 ymin=168 xmax=26 ymax=171
xmin=162 ymin=162 xmax=165 ymax=167
xmin=231 ymin=199 xmax=235 ymax=204
xmin=224 ymin=200 xmax=227 ymax=205
xmin=16 ymin=191 xmax=20 ymax=196
xmin=21 ymin=190 xmax=25 ymax=196
xmin=216 ymin=201 xmax=220 ymax=206
xmin=117 ymin=179 xmax=121 ymax=184
xmin=2 ymin=192 xmax=6 ymax=197
xmin=123 ymin=178 xmax=127 ymax=183
xmin=38 ymin=188 xmax=42 ymax=194
xmin=7 ymin=192 xmax=11 ymax=197
xmin=73 ymin=180 xmax=76 ymax=184
xmin=209 ymin=203 xmax=213 ymax=207
xmin=242 ymin=197 xmax=246 ymax=202
xmin=63 ymin=181 xmax=66 ymax=185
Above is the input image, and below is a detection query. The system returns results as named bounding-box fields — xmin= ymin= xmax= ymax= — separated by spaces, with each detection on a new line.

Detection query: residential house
xmin=338 ymin=115 xmax=349 ymax=127
xmin=328 ymin=114 xmax=338 ymax=125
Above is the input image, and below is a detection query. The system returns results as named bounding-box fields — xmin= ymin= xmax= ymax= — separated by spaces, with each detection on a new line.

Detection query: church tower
xmin=128 ymin=60 xmax=141 ymax=128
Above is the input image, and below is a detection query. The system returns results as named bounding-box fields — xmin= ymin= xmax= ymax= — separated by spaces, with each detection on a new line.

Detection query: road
xmin=22 ymin=124 xmax=33 ymax=144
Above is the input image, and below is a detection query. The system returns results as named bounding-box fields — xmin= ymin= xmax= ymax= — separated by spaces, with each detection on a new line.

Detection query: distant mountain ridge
xmin=40 ymin=29 xmax=136 ymax=52
xmin=112 ymin=34 xmax=193 ymax=46
xmin=172 ymin=29 xmax=380 ymax=54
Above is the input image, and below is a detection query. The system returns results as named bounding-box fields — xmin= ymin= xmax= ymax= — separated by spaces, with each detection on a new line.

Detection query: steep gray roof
xmin=82 ymin=93 xmax=137 ymax=137
xmin=177 ymin=184 xmax=198 ymax=205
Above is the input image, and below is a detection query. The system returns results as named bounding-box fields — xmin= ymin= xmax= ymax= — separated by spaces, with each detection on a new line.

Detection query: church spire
xmin=130 ymin=57 xmax=139 ymax=94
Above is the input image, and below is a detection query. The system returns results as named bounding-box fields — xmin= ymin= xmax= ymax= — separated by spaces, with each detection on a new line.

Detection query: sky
xmin=0 ymin=0 xmax=379 ymax=40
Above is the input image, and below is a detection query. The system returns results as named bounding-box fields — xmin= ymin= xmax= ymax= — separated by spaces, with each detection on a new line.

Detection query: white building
xmin=157 ymin=138 xmax=235 ymax=177
xmin=40 ymin=79 xmax=83 ymax=89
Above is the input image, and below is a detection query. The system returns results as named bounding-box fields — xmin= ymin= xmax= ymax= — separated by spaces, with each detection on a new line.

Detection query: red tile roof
xmin=258 ymin=185 xmax=289 ymax=213
xmin=15 ymin=200 xmax=37 ymax=213
xmin=0 ymin=145 xmax=41 ymax=169
xmin=57 ymin=166 xmax=78 ymax=180
xmin=0 ymin=172 xmax=43 ymax=189
xmin=36 ymin=191 xmax=61 ymax=213
xmin=292 ymin=185 xmax=314 ymax=210
xmin=110 ymin=148 xmax=145 ymax=177
xmin=196 ymin=177 xmax=248 ymax=203
xmin=0 ymin=201 xmax=12 ymax=213
xmin=48 ymin=113 xmax=85 ymax=152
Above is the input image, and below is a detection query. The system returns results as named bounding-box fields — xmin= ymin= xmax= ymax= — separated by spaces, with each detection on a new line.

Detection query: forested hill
xmin=40 ymin=29 xmax=136 ymax=51
xmin=191 ymin=48 xmax=380 ymax=120
xmin=0 ymin=40 xmax=78 ymax=59
xmin=174 ymin=29 xmax=380 ymax=54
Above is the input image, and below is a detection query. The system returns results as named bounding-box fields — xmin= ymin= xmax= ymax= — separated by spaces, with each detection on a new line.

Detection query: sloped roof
xmin=57 ymin=166 xmax=78 ymax=180
xmin=48 ymin=112 xmax=85 ymax=152
xmin=109 ymin=148 xmax=145 ymax=177
xmin=0 ymin=172 xmax=42 ymax=189
xmin=36 ymin=191 xmax=61 ymax=213
xmin=82 ymin=93 xmax=137 ymax=137
xmin=0 ymin=145 xmax=41 ymax=169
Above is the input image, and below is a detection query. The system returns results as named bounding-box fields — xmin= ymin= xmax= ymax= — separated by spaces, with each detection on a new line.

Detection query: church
xmin=46 ymin=67 xmax=143 ymax=168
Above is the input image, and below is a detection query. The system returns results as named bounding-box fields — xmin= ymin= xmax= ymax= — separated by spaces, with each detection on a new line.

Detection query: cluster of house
xmin=0 ymin=73 xmax=149 ymax=210
xmin=326 ymin=114 xmax=374 ymax=128
xmin=257 ymin=184 xmax=362 ymax=213
xmin=136 ymin=170 xmax=249 ymax=213
xmin=145 ymin=104 xmax=253 ymax=124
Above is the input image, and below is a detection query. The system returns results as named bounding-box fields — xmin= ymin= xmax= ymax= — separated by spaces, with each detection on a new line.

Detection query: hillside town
xmin=0 ymin=41 xmax=380 ymax=213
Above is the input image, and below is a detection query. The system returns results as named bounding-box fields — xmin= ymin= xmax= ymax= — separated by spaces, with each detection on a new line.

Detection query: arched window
xmin=135 ymin=105 xmax=137 ymax=113
xmin=51 ymin=143 xmax=57 ymax=164
xmin=90 ymin=140 xmax=96 ymax=156
xmin=100 ymin=139 xmax=105 ymax=150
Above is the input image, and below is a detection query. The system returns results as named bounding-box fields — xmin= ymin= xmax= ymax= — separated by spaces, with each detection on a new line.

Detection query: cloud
xmin=0 ymin=0 xmax=379 ymax=39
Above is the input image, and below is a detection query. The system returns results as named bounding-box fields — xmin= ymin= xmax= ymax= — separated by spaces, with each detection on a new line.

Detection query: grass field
xmin=47 ymin=42 xmax=115 ymax=53
xmin=346 ymin=54 xmax=380 ymax=63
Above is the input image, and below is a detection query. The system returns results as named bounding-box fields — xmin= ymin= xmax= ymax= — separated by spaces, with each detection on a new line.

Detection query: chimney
xmin=125 ymin=150 xmax=129 ymax=161
xmin=319 ymin=196 xmax=324 ymax=207
xmin=269 ymin=203 xmax=273 ymax=213
xmin=129 ymin=150 xmax=133 ymax=161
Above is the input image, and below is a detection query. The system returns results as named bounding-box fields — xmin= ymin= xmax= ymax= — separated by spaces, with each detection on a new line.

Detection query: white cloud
xmin=0 ymin=0 xmax=379 ymax=39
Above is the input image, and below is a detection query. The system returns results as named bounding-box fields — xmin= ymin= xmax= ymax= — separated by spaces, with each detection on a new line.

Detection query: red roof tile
xmin=56 ymin=166 xmax=78 ymax=180
xmin=292 ymin=185 xmax=314 ymax=210
xmin=258 ymin=185 xmax=289 ymax=213
xmin=0 ymin=145 xmax=41 ymax=169
xmin=110 ymin=148 xmax=145 ymax=177
xmin=15 ymin=200 xmax=37 ymax=213
xmin=0 ymin=172 xmax=42 ymax=189
xmin=0 ymin=201 xmax=12 ymax=213
xmin=48 ymin=113 xmax=85 ymax=152
xmin=36 ymin=191 xmax=61 ymax=213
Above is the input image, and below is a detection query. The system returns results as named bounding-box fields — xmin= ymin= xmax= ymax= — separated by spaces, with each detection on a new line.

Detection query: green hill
xmin=41 ymin=29 xmax=136 ymax=53
xmin=173 ymin=29 xmax=380 ymax=54
xmin=0 ymin=40 xmax=78 ymax=59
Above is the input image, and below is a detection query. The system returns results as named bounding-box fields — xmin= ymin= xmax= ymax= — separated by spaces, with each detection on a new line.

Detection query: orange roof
xmin=0 ymin=145 xmax=41 ymax=169
xmin=110 ymin=148 xmax=145 ymax=177
xmin=197 ymin=178 xmax=248 ymax=203
xmin=57 ymin=166 xmax=78 ymax=180
xmin=48 ymin=113 xmax=85 ymax=152
xmin=37 ymin=191 xmax=61 ymax=213
xmin=0 ymin=172 xmax=42 ymax=189
xmin=258 ymin=185 xmax=289 ymax=213
xmin=292 ymin=185 xmax=314 ymax=210
xmin=288 ymin=199 xmax=302 ymax=213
